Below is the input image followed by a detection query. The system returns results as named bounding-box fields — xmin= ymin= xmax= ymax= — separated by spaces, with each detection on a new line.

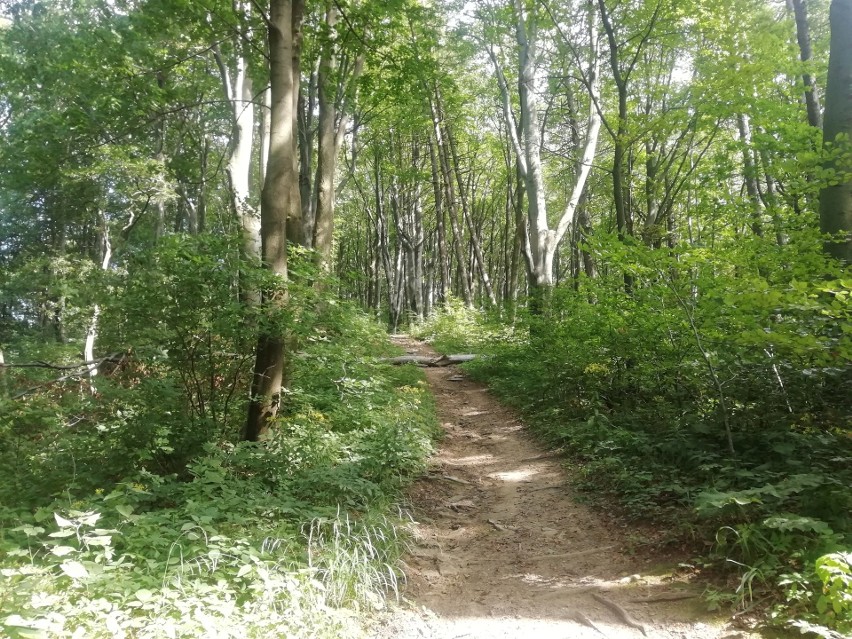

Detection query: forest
xmin=0 ymin=0 xmax=850 ymax=637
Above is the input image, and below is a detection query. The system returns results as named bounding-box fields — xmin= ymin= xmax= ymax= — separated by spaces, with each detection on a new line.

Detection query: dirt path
xmin=369 ymin=337 xmax=764 ymax=639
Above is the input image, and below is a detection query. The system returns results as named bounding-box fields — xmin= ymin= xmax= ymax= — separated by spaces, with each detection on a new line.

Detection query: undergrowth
xmin=0 ymin=237 xmax=439 ymax=638
xmin=413 ymin=237 xmax=851 ymax=638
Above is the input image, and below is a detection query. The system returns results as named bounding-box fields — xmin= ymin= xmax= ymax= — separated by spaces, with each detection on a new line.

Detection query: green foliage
xmin=0 ymin=245 xmax=438 ymax=637
xmin=779 ymin=552 xmax=852 ymax=639
xmin=420 ymin=231 xmax=851 ymax=632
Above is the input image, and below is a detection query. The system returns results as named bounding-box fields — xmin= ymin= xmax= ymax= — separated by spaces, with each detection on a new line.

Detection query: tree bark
xmin=313 ymin=4 xmax=365 ymax=269
xmin=489 ymin=0 xmax=600 ymax=297
xmin=428 ymin=138 xmax=450 ymax=303
xmin=430 ymin=90 xmax=473 ymax=306
xmin=447 ymin=127 xmax=497 ymax=306
xmin=244 ymin=0 xmax=303 ymax=442
xmin=790 ymin=0 xmax=823 ymax=129
xmin=215 ymin=41 xmax=259 ymax=262
xmin=819 ymin=0 xmax=852 ymax=263
xmin=83 ymin=211 xmax=112 ymax=386
xmin=737 ymin=113 xmax=765 ymax=238
xmin=298 ymin=66 xmax=317 ymax=246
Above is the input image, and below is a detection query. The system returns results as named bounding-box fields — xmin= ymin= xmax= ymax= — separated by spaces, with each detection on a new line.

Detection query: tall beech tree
xmin=820 ymin=0 xmax=852 ymax=262
xmin=244 ymin=0 xmax=304 ymax=442
xmin=313 ymin=2 xmax=365 ymax=270
xmin=487 ymin=0 xmax=602 ymax=296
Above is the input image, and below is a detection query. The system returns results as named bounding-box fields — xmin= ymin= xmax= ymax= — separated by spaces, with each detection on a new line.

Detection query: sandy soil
xmin=367 ymin=337 xmax=767 ymax=639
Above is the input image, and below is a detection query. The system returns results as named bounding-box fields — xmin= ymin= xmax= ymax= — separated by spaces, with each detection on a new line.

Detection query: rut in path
xmin=369 ymin=337 xmax=765 ymax=639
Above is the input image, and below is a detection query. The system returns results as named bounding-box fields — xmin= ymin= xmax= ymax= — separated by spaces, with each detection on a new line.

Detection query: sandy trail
xmin=369 ymin=337 xmax=761 ymax=639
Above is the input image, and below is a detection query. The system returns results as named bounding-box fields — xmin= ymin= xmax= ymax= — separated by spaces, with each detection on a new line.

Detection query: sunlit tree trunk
xmin=215 ymin=39 xmax=259 ymax=262
xmin=84 ymin=211 xmax=112 ymax=386
xmin=313 ymin=3 xmax=365 ymax=268
xmin=447 ymin=126 xmax=497 ymax=306
xmin=490 ymin=0 xmax=601 ymax=304
xmin=738 ymin=113 xmax=765 ymax=238
xmin=298 ymin=66 xmax=317 ymax=246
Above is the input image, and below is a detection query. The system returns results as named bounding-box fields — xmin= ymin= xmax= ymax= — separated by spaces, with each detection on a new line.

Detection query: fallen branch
xmin=629 ymin=591 xmax=698 ymax=603
xmin=9 ymin=353 xmax=127 ymax=399
xmin=1 ymin=354 xmax=122 ymax=371
xmin=473 ymin=545 xmax=616 ymax=563
xmin=380 ymin=354 xmax=478 ymax=367
xmin=591 ymin=592 xmax=647 ymax=636
xmin=574 ymin=611 xmax=609 ymax=637
xmin=527 ymin=545 xmax=615 ymax=561
xmin=425 ymin=472 xmax=472 ymax=485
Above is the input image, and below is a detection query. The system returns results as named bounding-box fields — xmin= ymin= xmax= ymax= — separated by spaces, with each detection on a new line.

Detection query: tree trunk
xmin=820 ymin=0 xmax=852 ymax=262
xmin=738 ymin=113 xmax=765 ymax=238
xmin=285 ymin=0 xmax=305 ymax=247
xmin=447 ymin=127 xmax=497 ymax=306
xmin=430 ymin=91 xmax=473 ymax=306
xmin=244 ymin=0 xmax=303 ymax=442
xmin=790 ymin=0 xmax=823 ymax=129
xmin=428 ymin=138 xmax=450 ymax=303
xmin=84 ymin=211 xmax=112 ymax=386
xmin=298 ymin=67 xmax=317 ymax=246
xmin=491 ymin=0 xmax=600 ymax=298
xmin=313 ymin=5 xmax=365 ymax=268
xmin=215 ymin=44 xmax=259 ymax=261
xmin=313 ymin=4 xmax=339 ymax=268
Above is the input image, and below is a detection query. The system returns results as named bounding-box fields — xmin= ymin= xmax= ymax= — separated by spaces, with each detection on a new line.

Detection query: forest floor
xmin=368 ymin=336 xmax=772 ymax=639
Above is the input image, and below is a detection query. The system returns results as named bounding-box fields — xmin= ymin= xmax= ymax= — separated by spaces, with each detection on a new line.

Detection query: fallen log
xmin=380 ymin=354 xmax=478 ymax=367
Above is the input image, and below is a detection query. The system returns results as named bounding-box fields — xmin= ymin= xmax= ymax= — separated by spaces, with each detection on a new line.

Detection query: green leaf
xmin=762 ymin=514 xmax=833 ymax=535
xmin=116 ymin=504 xmax=134 ymax=517
xmin=135 ymin=589 xmax=154 ymax=602
xmin=59 ymin=560 xmax=88 ymax=580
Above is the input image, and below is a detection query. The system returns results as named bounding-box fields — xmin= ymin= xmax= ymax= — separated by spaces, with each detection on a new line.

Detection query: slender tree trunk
xmin=313 ymin=6 xmax=365 ymax=268
xmin=298 ymin=68 xmax=316 ymax=245
xmin=578 ymin=201 xmax=597 ymax=278
xmin=286 ymin=0 xmax=305 ymax=247
xmin=198 ymin=136 xmax=208 ymax=234
xmin=428 ymin=139 xmax=450 ymax=303
xmin=430 ymin=92 xmax=473 ymax=306
xmin=214 ymin=29 xmax=260 ymax=261
xmin=492 ymin=0 xmax=600 ymax=300
xmin=790 ymin=0 xmax=823 ymax=129
xmin=446 ymin=127 xmax=497 ymax=306
xmin=84 ymin=211 xmax=112 ymax=386
xmin=737 ymin=114 xmax=765 ymax=238
xmin=154 ymin=79 xmax=167 ymax=241
xmin=313 ymin=4 xmax=339 ymax=267
xmin=260 ymin=85 xmax=271 ymax=190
